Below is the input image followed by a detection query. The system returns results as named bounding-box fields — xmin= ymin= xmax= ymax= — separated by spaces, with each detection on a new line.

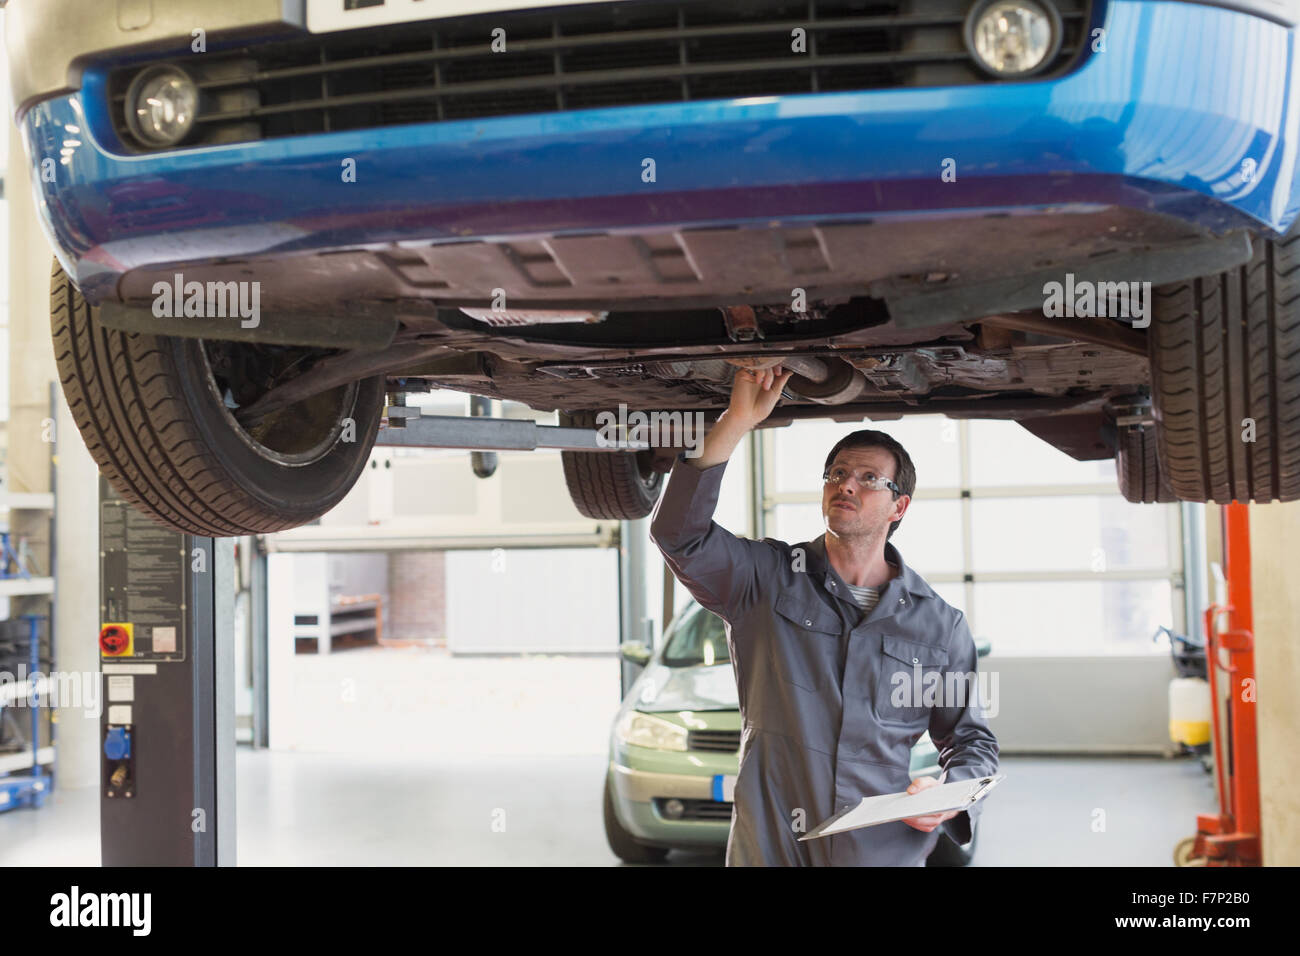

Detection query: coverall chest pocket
xmin=874 ymin=633 xmax=949 ymax=726
xmin=770 ymin=594 xmax=841 ymax=693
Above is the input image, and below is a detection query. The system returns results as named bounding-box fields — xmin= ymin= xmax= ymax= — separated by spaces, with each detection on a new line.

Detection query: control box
xmin=98 ymin=478 xmax=234 ymax=865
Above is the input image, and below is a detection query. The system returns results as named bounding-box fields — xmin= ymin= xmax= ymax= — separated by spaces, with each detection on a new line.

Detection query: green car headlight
xmin=616 ymin=711 xmax=688 ymax=751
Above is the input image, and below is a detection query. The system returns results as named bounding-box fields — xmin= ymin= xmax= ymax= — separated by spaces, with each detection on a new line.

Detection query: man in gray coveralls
xmin=648 ymin=363 xmax=999 ymax=866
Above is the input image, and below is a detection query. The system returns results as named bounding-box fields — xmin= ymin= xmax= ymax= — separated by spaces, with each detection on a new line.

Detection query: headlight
xmin=616 ymin=712 xmax=688 ymax=752
xmin=964 ymin=0 xmax=1062 ymax=78
xmin=125 ymin=66 xmax=198 ymax=148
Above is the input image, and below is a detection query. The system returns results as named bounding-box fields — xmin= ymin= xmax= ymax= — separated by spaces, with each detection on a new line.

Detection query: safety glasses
xmin=822 ymin=465 xmax=901 ymax=497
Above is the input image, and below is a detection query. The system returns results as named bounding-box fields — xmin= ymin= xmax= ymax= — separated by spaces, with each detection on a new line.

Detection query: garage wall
xmin=328 ymin=552 xmax=389 ymax=604
xmin=387 ymin=551 xmax=447 ymax=644
xmin=980 ymin=656 xmax=1178 ymax=755
xmin=445 ymin=547 xmax=619 ymax=654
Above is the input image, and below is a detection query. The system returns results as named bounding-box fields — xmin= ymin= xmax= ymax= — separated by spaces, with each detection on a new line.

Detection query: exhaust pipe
xmin=721 ymin=355 xmax=868 ymax=405
xmin=786 ymin=358 xmax=869 ymax=404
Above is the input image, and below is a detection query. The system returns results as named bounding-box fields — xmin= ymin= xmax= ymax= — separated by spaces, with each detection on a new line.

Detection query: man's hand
xmin=901 ymin=775 xmax=959 ymax=833
xmin=689 ymin=364 xmax=794 ymax=468
xmin=726 ymin=364 xmax=795 ymax=430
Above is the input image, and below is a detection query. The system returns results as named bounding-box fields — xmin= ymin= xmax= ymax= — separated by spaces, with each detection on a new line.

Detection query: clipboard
xmin=798 ymin=773 xmax=1005 ymax=841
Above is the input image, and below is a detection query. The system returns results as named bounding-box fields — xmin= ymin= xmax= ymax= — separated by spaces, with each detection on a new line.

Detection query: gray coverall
xmin=648 ymin=452 xmax=999 ymax=866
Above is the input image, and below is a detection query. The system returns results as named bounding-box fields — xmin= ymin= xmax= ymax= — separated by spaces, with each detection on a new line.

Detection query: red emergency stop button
xmin=100 ymin=624 xmax=131 ymax=656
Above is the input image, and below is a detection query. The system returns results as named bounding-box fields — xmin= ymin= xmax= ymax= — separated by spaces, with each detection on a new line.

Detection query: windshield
xmin=662 ymin=604 xmax=730 ymax=667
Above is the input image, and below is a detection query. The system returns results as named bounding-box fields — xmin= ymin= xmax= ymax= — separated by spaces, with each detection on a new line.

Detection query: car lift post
xmin=1191 ymin=502 xmax=1261 ymax=865
xmin=98 ymin=479 xmax=235 ymax=866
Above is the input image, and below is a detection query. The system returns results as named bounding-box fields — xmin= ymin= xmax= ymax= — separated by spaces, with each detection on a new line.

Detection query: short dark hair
xmin=823 ymin=429 xmax=917 ymax=540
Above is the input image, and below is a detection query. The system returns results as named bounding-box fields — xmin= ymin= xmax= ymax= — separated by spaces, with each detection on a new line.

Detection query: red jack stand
xmin=1178 ymin=502 xmax=1261 ymax=866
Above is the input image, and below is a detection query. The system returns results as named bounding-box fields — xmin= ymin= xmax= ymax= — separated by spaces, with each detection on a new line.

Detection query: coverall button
xmin=912 ymin=657 xmax=919 ymax=664
xmin=804 ymin=619 xmax=812 ymax=626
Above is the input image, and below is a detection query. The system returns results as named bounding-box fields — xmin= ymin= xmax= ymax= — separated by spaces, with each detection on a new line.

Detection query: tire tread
xmin=51 ymin=261 xmax=376 ymax=535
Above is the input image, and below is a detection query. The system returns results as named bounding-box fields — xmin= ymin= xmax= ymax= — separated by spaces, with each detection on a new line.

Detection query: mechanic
xmin=649 ymin=364 xmax=999 ymax=866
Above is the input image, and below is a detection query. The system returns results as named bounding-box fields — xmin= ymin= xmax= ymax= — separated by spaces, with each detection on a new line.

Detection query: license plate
xmin=712 ymin=774 xmax=736 ymax=803
xmin=307 ymin=0 xmax=617 ymax=33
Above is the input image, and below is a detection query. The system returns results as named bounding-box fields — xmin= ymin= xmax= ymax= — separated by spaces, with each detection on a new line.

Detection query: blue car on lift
xmin=7 ymin=0 xmax=1300 ymax=538
xmin=606 ymin=598 xmax=993 ymax=864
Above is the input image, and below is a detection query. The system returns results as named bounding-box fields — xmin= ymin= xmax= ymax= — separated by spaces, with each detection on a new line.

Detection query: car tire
xmin=560 ymin=410 xmax=664 ymax=519
xmin=603 ymin=777 xmax=670 ymax=864
xmin=1116 ymin=425 xmax=1176 ymax=504
xmin=1149 ymin=225 xmax=1300 ymax=502
xmin=51 ymin=260 xmax=385 ymax=536
xmin=926 ymin=818 xmax=978 ymax=867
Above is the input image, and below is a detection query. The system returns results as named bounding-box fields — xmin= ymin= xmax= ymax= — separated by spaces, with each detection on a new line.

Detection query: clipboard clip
xmin=965 ymin=776 xmax=998 ymax=805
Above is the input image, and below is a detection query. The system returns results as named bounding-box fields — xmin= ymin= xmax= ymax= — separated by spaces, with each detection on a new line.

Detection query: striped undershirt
xmin=844 ymin=582 xmax=882 ymax=614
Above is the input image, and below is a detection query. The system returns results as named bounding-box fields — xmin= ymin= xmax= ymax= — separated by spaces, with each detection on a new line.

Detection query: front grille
xmin=108 ymin=0 xmax=1093 ymax=151
xmin=654 ymin=798 xmax=734 ymax=821
xmin=687 ymin=729 xmax=741 ymax=752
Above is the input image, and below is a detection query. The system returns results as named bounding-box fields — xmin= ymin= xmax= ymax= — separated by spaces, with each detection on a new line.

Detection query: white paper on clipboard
xmin=799 ymin=774 xmax=1005 ymax=841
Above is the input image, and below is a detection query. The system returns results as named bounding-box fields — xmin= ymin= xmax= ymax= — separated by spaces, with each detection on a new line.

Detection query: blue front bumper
xmin=22 ymin=0 xmax=1300 ymax=302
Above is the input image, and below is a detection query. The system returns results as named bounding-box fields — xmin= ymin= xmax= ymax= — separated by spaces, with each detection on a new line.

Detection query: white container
xmin=1170 ymin=677 xmax=1211 ymax=746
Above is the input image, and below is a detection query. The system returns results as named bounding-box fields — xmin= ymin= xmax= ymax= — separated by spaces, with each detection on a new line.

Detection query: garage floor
xmin=1 ymin=748 xmax=1216 ymax=866
xmin=0 ymin=649 xmax=1218 ymax=865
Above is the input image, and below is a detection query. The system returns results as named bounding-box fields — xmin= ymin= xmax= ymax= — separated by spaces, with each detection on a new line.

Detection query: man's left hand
xmin=901 ymin=775 xmax=959 ymax=832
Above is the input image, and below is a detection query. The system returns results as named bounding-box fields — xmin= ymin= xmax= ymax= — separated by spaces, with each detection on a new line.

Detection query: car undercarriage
xmin=95 ymin=205 xmax=1240 ymax=474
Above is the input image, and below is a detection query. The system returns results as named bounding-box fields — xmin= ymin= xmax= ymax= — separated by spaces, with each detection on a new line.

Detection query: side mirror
xmin=619 ymin=641 xmax=652 ymax=666
xmin=975 ymin=639 xmax=992 ymax=659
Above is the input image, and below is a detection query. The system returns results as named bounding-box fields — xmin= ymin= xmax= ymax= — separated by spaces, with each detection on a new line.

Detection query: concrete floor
xmin=1 ymin=748 xmax=1216 ymax=866
xmin=0 ymin=648 xmax=1219 ymax=865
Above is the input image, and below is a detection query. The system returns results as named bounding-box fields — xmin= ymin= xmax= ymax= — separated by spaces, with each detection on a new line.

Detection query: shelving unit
xmin=0 ymin=578 xmax=54 ymax=597
xmin=0 ymin=400 xmax=58 ymax=809
xmin=0 ymin=747 xmax=55 ymax=775
xmin=294 ymin=594 xmax=384 ymax=655
xmin=0 ymin=493 xmax=54 ymax=599
xmin=0 ymin=616 xmax=52 ymax=810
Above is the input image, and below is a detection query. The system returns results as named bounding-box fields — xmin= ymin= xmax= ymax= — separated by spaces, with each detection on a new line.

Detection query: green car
xmin=605 ymin=600 xmax=990 ymax=866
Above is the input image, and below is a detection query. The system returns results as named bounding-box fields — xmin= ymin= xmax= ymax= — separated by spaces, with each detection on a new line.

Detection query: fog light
xmin=662 ymin=798 xmax=685 ymax=820
xmin=125 ymin=66 xmax=198 ymax=148
xmin=965 ymin=0 xmax=1062 ymax=78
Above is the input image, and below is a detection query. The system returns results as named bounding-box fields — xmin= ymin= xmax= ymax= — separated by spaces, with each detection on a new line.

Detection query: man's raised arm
xmin=648 ymin=365 xmax=794 ymax=623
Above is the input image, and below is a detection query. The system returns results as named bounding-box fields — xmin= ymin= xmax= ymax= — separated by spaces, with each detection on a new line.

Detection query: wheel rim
xmin=633 ymin=449 xmax=661 ymax=492
xmin=195 ymin=340 xmax=361 ymax=467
